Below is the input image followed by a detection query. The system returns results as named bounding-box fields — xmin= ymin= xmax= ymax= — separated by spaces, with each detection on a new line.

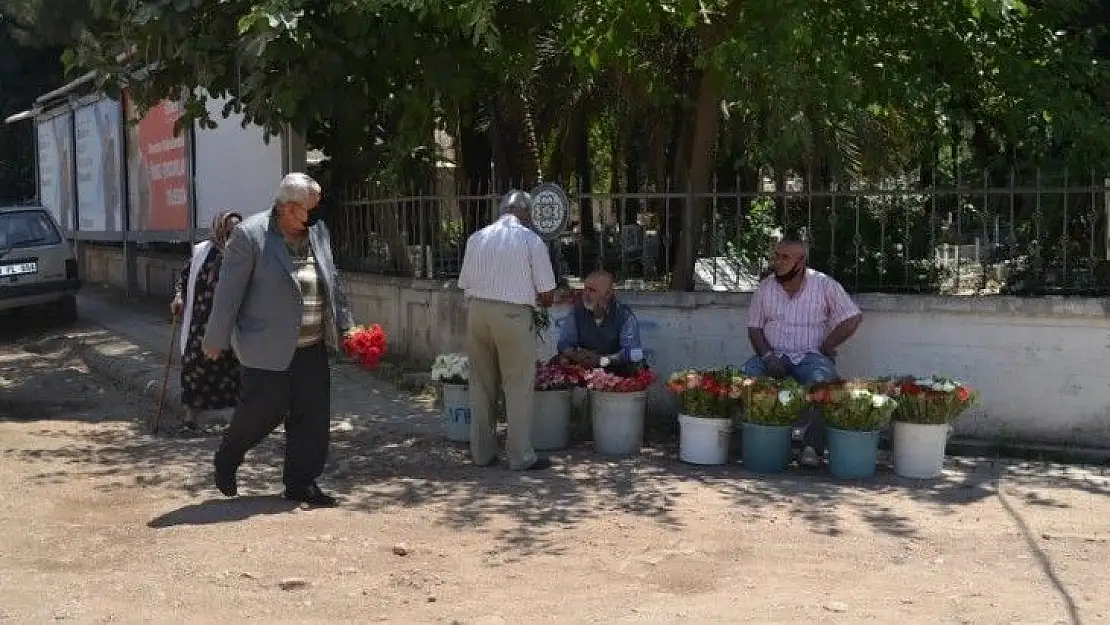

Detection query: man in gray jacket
xmin=203 ymin=172 xmax=353 ymax=507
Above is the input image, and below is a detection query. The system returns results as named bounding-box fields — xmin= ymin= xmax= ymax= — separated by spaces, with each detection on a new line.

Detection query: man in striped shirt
xmin=457 ymin=190 xmax=557 ymax=471
xmin=742 ymin=237 xmax=863 ymax=465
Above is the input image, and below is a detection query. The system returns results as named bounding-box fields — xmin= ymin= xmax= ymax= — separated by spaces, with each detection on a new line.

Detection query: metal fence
xmin=330 ymin=169 xmax=1110 ymax=296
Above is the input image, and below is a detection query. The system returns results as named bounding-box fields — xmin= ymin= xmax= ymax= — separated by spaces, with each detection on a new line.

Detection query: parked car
xmin=0 ymin=206 xmax=81 ymax=324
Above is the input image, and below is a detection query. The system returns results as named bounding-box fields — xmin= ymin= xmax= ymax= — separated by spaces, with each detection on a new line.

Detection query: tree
xmin=0 ymin=0 xmax=87 ymax=202
xmin=74 ymin=0 xmax=1110 ymax=291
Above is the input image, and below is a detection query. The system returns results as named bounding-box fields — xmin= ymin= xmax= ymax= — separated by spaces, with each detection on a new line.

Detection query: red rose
xmin=956 ymin=386 xmax=970 ymax=401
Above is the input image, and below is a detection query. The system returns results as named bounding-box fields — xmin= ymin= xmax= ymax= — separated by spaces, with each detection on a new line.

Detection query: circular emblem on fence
xmin=529 ymin=182 xmax=570 ymax=241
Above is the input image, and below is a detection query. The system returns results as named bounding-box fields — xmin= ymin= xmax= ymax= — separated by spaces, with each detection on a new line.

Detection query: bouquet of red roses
xmin=534 ymin=361 xmax=583 ymax=391
xmin=584 ymin=367 xmax=656 ymax=392
xmin=342 ymin=324 xmax=388 ymax=370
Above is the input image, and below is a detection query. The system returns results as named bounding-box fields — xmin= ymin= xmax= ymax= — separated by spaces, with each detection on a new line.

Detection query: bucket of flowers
xmin=738 ymin=377 xmax=807 ymax=473
xmin=666 ymin=367 xmax=738 ymax=465
xmin=584 ymin=365 xmax=656 ymax=455
xmin=533 ymin=360 xmax=583 ymax=450
xmin=342 ymin=324 xmax=388 ymax=370
xmin=431 ymin=353 xmax=470 ymax=442
xmin=809 ymin=379 xmax=899 ymax=479
xmin=890 ymin=375 xmax=978 ymax=479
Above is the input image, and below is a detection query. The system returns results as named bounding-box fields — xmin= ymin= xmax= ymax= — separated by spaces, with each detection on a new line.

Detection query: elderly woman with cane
xmin=169 ymin=210 xmax=244 ymax=434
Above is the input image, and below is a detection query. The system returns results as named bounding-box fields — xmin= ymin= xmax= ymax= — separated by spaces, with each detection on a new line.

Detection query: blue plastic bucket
xmin=740 ymin=422 xmax=793 ymax=473
xmin=827 ymin=427 xmax=881 ymax=479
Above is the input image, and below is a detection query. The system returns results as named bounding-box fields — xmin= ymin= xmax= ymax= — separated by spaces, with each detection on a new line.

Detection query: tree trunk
xmin=545 ymin=98 xmax=585 ymax=186
xmin=669 ymin=66 xmax=723 ymax=291
xmin=489 ymin=94 xmax=540 ymax=191
xmin=575 ymin=116 xmax=595 ymax=238
xmin=458 ymin=107 xmax=493 ymax=234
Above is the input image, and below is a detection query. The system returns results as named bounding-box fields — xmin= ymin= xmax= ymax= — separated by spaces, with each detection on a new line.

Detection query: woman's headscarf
xmin=211 ymin=211 xmax=243 ymax=248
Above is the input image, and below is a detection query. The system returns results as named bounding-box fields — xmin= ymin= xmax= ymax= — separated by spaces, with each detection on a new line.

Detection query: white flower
xmin=871 ymin=394 xmax=891 ymax=408
xmin=849 ymin=388 xmax=871 ymax=400
xmin=933 ymin=381 xmax=956 ymax=393
xmin=431 ymin=353 xmax=469 ymax=382
xmin=777 ymin=389 xmax=796 ymax=405
xmin=915 ymin=377 xmax=935 ymax=387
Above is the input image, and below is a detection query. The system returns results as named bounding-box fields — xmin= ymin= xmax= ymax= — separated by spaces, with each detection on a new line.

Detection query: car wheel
xmin=56 ymin=294 xmax=78 ymax=325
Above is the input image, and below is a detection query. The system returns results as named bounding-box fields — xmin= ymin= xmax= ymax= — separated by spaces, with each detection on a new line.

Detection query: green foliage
xmin=59 ymin=0 xmax=1110 ymax=288
xmin=741 ymin=377 xmax=807 ymax=427
xmin=811 ymin=379 xmax=899 ymax=431
xmin=721 ymin=195 xmax=776 ymax=278
xmin=666 ymin=367 xmax=740 ymax=418
xmin=0 ymin=6 xmax=71 ymax=202
xmin=893 ymin=375 xmax=979 ymax=425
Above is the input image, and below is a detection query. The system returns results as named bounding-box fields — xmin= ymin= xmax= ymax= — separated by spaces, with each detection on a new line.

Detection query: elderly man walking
xmin=457 ymin=190 xmax=557 ymax=471
xmin=203 ymin=172 xmax=354 ymax=506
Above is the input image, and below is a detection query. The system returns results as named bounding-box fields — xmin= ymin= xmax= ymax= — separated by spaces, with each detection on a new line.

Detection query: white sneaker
xmin=800 ymin=447 xmax=821 ymax=467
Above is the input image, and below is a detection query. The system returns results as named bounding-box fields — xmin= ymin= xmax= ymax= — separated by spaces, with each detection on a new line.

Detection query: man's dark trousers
xmin=215 ymin=342 xmax=330 ymax=489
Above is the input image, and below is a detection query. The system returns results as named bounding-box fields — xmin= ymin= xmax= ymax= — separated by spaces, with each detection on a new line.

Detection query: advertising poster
xmin=126 ymin=95 xmax=190 ymax=231
xmin=193 ymin=93 xmax=285 ymax=228
xmin=74 ymin=98 xmax=124 ymax=232
xmin=36 ymin=112 xmax=76 ymax=232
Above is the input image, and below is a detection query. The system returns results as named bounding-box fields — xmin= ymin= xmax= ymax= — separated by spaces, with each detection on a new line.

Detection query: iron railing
xmin=329 ymin=169 xmax=1110 ymax=296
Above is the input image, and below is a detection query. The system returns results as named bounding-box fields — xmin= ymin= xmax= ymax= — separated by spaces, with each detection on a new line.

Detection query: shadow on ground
xmin=4 ymin=299 xmax=1108 ymax=563
xmin=0 ymin=312 xmax=133 ymax=424
xmin=9 ymin=399 xmax=1110 ymax=560
xmin=148 ymin=495 xmax=299 ymax=527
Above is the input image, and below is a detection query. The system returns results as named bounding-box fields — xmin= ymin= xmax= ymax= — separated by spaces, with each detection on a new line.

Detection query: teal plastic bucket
xmin=827 ymin=427 xmax=881 ymax=479
xmin=740 ymin=422 xmax=793 ymax=473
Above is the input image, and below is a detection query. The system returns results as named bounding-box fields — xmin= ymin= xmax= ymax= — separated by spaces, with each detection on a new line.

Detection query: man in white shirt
xmin=457 ymin=190 xmax=557 ymax=471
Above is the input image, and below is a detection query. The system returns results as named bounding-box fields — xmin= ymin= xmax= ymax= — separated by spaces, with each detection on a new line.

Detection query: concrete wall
xmin=78 ymin=243 xmax=181 ymax=298
xmin=80 ymin=245 xmax=1110 ymax=448
xmin=345 ymin=276 xmax=1110 ymax=449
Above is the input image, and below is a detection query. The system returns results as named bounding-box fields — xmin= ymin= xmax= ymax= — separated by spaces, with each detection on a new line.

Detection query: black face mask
xmin=774 ymin=260 xmax=803 ymax=283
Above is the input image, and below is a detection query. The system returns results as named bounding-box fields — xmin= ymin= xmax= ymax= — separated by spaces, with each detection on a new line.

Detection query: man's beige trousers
xmin=466 ymin=298 xmax=537 ymax=470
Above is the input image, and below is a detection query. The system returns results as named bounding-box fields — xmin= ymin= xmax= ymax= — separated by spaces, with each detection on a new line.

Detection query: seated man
xmin=742 ymin=237 xmax=863 ymax=465
xmin=556 ymin=269 xmax=644 ymax=375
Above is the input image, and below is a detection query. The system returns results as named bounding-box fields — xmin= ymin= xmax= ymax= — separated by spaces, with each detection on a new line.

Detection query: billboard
xmin=193 ymin=94 xmax=285 ymax=228
xmin=125 ymin=95 xmax=190 ymax=231
xmin=36 ymin=112 xmax=76 ymax=232
xmin=74 ymin=98 xmax=125 ymax=232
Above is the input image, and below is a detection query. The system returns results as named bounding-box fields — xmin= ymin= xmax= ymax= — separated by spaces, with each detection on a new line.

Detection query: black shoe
xmin=473 ymin=457 xmax=499 ymax=468
xmin=525 ymin=458 xmax=552 ymax=471
xmin=283 ymin=483 xmax=338 ymax=507
xmin=214 ymin=461 xmax=238 ymax=497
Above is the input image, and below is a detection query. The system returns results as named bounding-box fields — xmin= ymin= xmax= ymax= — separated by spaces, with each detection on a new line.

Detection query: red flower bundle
xmin=342 ymin=324 xmax=388 ymax=370
xmin=585 ymin=367 xmax=656 ymax=392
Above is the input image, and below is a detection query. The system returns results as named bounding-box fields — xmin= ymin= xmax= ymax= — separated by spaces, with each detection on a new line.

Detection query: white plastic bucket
xmin=442 ymin=383 xmax=470 ymax=442
xmin=678 ymin=414 xmax=732 ymax=465
xmin=533 ymin=389 xmax=572 ymax=450
xmin=590 ymin=390 xmax=646 ymax=455
xmin=892 ymin=421 xmax=950 ymax=479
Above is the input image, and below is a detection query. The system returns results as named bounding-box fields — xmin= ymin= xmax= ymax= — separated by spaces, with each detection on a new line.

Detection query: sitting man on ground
xmin=556 ymin=269 xmax=644 ymax=375
xmin=742 ymin=236 xmax=863 ymax=466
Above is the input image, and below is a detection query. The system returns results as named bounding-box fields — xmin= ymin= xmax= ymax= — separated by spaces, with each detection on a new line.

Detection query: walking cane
xmin=152 ymin=313 xmax=180 ymax=434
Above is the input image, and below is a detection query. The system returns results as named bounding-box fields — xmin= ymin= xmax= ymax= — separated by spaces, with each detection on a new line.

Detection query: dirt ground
xmin=1 ymin=313 xmax=1108 ymax=624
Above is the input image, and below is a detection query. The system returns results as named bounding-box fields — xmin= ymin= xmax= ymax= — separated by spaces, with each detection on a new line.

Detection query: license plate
xmin=0 ymin=262 xmax=37 ymax=277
